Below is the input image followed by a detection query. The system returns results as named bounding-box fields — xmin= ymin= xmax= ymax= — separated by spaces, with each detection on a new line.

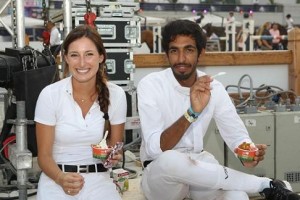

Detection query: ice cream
xmin=237 ymin=142 xmax=258 ymax=162
xmin=92 ymin=131 xmax=109 ymax=160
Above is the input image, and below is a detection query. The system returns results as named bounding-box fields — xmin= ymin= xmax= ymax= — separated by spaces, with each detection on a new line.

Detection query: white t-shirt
xmin=50 ymin=27 xmax=61 ymax=46
xmin=286 ymin=18 xmax=294 ymax=30
xmin=137 ymin=68 xmax=252 ymax=162
xmin=34 ymin=76 xmax=127 ymax=165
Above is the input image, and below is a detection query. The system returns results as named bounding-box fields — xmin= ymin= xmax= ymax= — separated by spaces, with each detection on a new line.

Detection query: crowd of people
xmin=206 ymin=11 xmax=297 ymax=52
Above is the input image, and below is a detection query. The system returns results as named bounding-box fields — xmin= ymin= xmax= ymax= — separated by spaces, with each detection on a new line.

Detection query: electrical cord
xmin=121 ymin=148 xmax=138 ymax=180
xmin=237 ymin=74 xmax=254 ymax=102
xmin=226 ymin=80 xmax=297 ymax=108
xmin=0 ymin=137 xmax=17 ymax=175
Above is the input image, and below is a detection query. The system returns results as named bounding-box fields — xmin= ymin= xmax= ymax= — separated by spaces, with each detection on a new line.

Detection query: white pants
xmin=141 ymin=150 xmax=269 ymax=200
xmin=37 ymin=171 xmax=121 ymax=200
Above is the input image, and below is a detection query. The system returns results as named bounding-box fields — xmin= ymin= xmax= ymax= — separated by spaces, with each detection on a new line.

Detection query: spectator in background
xmin=286 ymin=14 xmax=294 ymax=32
xmin=236 ymin=13 xmax=252 ymax=51
xmin=46 ymin=21 xmax=61 ymax=55
xmin=269 ymin=23 xmax=282 ymax=50
xmin=256 ymin=22 xmax=272 ymax=50
xmin=226 ymin=11 xmax=235 ymax=51
xmin=226 ymin=11 xmax=235 ymax=24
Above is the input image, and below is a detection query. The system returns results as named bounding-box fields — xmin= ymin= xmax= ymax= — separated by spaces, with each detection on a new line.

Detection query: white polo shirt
xmin=34 ymin=76 xmax=127 ymax=165
xmin=137 ymin=68 xmax=252 ymax=162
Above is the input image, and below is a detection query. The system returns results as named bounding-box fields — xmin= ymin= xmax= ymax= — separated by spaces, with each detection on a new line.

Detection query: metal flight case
xmin=75 ymin=16 xmax=141 ymax=48
xmin=105 ymin=48 xmax=134 ymax=81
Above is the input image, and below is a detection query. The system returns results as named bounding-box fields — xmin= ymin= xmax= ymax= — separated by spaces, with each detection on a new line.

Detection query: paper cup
xmin=91 ymin=145 xmax=109 ymax=160
xmin=237 ymin=147 xmax=258 ymax=162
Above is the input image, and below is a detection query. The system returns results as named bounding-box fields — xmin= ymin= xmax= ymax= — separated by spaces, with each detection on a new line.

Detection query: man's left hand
xmin=234 ymin=144 xmax=267 ymax=168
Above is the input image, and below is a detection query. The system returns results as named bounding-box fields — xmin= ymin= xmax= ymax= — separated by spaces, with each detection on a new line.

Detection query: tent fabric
xmin=181 ymin=13 xmax=241 ymax=27
xmin=0 ymin=15 xmax=44 ymax=28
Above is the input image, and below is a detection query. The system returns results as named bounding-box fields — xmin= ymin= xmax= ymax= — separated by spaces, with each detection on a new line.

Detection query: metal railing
xmin=139 ymin=3 xmax=284 ymax=13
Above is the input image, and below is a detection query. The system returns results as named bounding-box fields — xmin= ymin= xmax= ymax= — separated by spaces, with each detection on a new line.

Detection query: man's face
xmin=166 ymin=35 xmax=201 ymax=86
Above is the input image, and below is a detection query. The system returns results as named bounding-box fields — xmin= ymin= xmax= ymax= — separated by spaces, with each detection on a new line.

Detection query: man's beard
xmin=172 ymin=64 xmax=196 ymax=81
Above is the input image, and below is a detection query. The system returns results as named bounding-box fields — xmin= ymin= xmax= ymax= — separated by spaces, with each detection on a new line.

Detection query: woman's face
xmin=64 ymin=37 xmax=104 ymax=84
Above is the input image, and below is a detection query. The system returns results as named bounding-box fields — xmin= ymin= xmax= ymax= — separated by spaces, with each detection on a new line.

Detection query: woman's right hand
xmin=56 ymin=172 xmax=85 ymax=196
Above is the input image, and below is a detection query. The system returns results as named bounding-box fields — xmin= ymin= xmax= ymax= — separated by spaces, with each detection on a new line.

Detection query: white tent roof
xmin=139 ymin=16 xmax=166 ymax=26
xmin=182 ymin=13 xmax=241 ymax=27
xmin=0 ymin=15 xmax=44 ymax=28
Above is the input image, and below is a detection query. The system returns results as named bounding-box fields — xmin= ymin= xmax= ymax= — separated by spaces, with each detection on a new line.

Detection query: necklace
xmin=74 ymin=92 xmax=97 ymax=104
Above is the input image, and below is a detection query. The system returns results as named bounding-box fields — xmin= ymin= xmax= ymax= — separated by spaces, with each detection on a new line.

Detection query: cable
xmin=237 ymin=74 xmax=254 ymax=102
xmin=0 ymin=137 xmax=17 ymax=175
xmin=226 ymin=81 xmax=298 ymax=108
xmin=0 ymin=137 xmax=15 ymax=154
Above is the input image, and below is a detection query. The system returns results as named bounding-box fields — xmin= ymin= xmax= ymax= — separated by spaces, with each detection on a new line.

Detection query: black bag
xmin=12 ymin=65 xmax=58 ymax=156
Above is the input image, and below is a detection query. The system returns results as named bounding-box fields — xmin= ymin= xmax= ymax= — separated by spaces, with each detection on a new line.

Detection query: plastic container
xmin=91 ymin=144 xmax=109 ymax=160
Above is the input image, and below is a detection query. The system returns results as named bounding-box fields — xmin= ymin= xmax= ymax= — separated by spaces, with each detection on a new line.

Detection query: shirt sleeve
xmin=137 ymin=77 xmax=164 ymax=160
xmin=108 ymin=85 xmax=127 ymax=125
xmin=34 ymin=86 xmax=56 ymax=126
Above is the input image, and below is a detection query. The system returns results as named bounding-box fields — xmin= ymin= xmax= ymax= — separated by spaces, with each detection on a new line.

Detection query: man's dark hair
xmin=286 ymin=14 xmax=291 ymax=18
xmin=162 ymin=20 xmax=207 ymax=56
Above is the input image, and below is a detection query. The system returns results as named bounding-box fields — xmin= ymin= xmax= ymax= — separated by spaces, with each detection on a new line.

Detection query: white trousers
xmin=37 ymin=171 xmax=121 ymax=200
xmin=141 ymin=150 xmax=270 ymax=200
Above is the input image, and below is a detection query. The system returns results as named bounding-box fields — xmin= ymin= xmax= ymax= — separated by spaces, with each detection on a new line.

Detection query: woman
xmin=34 ymin=25 xmax=127 ymax=199
xmin=256 ymin=22 xmax=272 ymax=50
xmin=269 ymin=23 xmax=282 ymax=50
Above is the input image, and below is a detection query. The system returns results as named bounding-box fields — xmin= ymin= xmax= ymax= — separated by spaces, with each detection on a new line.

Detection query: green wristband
xmin=188 ymin=107 xmax=201 ymax=118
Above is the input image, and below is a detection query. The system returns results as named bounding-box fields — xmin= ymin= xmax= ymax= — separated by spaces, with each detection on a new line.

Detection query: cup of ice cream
xmin=237 ymin=142 xmax=258 ymax=162
xmin=92 ymin=130 xmax=109 ymax=160
xmin=91 ymin=144 xmax=109 ymax=160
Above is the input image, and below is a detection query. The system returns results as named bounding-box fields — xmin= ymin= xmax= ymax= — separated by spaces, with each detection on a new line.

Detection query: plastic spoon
xmin=211 ymin=72 xmax=227 ymax=79
xmin=98 ymin=130 xmax=109 ymax=148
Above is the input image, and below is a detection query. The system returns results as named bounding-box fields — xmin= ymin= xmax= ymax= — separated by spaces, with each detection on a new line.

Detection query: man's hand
xmin=190 ymin=75 xmax=212 ymax=113
xmin=234 ymin=144 xmax=267 ymax=168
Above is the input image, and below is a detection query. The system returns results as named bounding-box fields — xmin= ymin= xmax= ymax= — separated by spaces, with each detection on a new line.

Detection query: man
xmin=46 ymin=21 xmax=61 ymax=55
xmin=226 ymin=11 xmax=235 ymax=51
xmin=226 ymin=11 xmax=235 ymax=24
xmin=286 ymin=14 xmax=294 ymax=32
xmin=137 ymin=20 xmax=300 ymax=200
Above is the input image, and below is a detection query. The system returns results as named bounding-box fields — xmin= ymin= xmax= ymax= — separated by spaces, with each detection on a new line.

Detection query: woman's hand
xmin=56 ymin=172 xmax=85 ymax=196
xmin=104 ymin=148 xmax=123 ymax=168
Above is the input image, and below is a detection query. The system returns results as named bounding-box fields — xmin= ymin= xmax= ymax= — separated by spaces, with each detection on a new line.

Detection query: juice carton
xmin=112 ymin=168 xmax=129 ymax=192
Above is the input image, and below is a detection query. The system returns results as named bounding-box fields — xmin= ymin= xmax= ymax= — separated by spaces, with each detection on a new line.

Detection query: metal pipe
xmin=15 ymin=101 xmax=28 ymax=200
xmin=64 ymin=0 xmax=72 ymax=39
xmin=0 ymin=0 xmax=11 ymax=14
xmin=15 ymin=0 xmax=25 ymax=48
xmin=0 ymin=18 xmax=14 ymax=35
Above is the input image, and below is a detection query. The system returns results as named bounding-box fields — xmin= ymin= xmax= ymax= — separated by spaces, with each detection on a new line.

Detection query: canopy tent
xmin=0 ymin=15 xmax=44 ymax=28
xmin=139 ymin=15 xmax=166 ymax=26
xmin=181 ymin=13 xmax=241 ymax=27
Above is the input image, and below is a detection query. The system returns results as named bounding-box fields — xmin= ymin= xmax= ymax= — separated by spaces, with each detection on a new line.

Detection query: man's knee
xmin=154 ymin=150 xmax=191 ymax=174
